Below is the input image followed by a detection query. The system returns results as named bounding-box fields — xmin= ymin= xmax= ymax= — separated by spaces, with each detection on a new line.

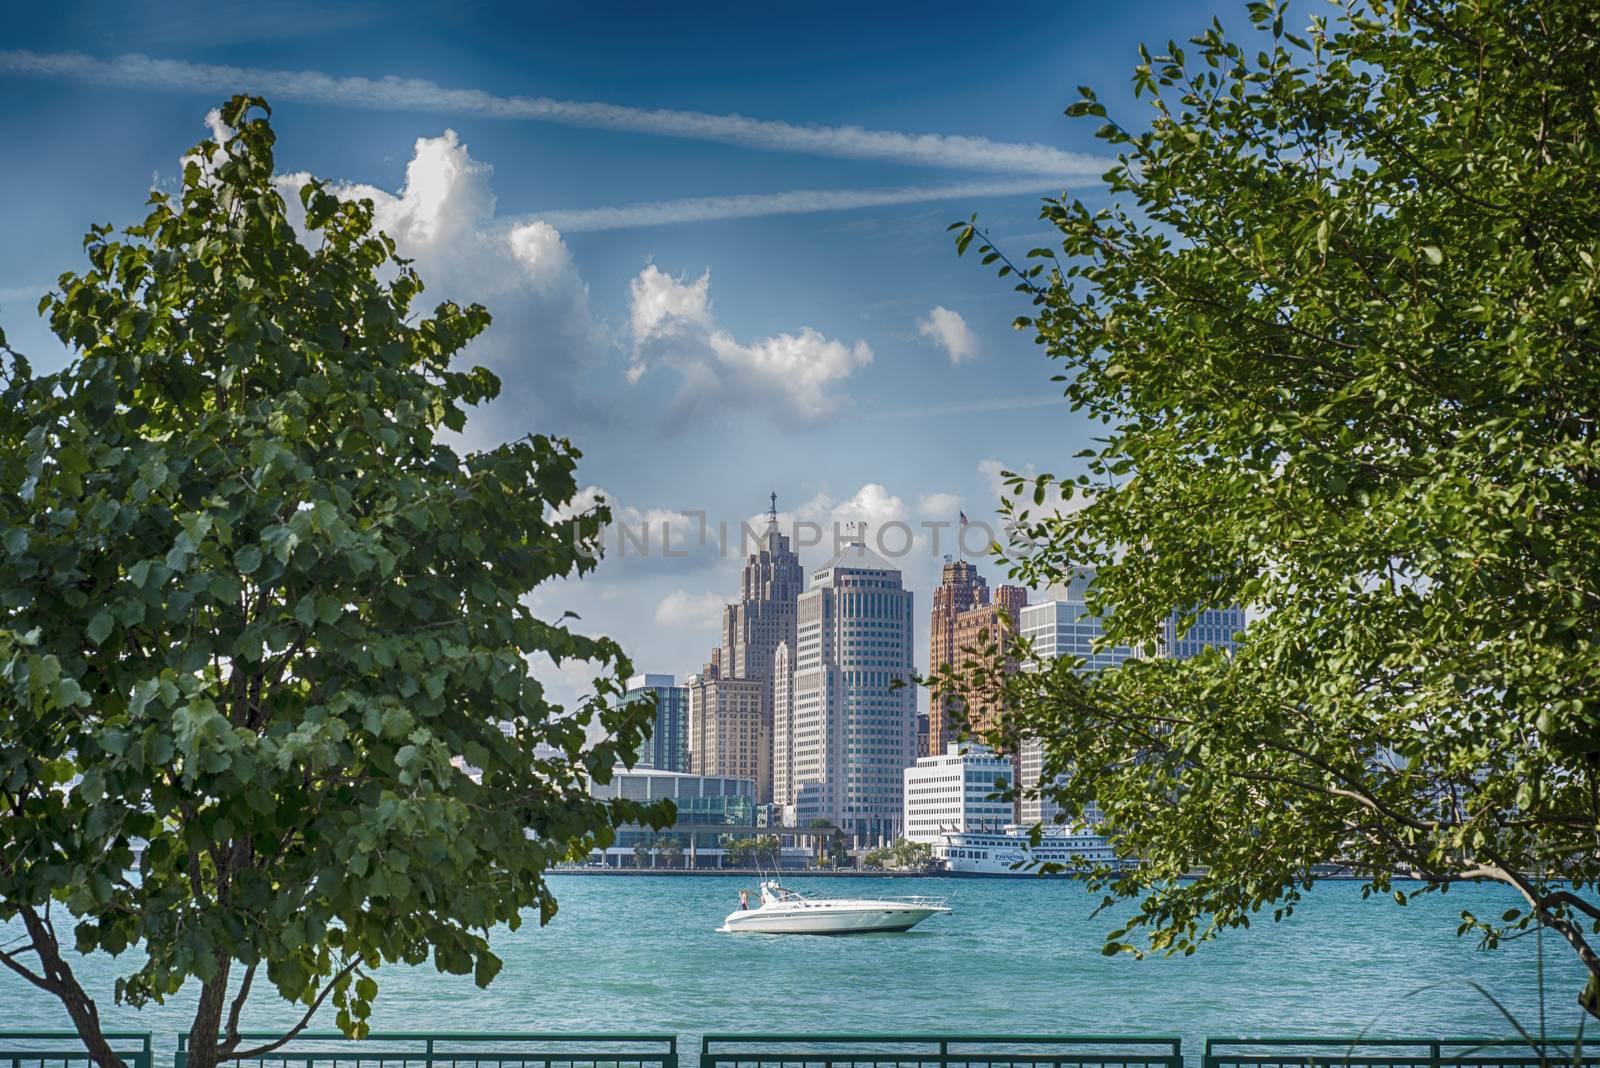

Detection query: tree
xmin=656 ymin=836 xmax=684 ymax=869
xmin=723 ymin=834 xmax=780 ymax=869
xmin=947 ymin=0 xmax=1600 ymax=1018
xmin=0 ymin=96 xmax=667 ymax=1068
xmin=863 ymin=837 xmax=933 ymax=872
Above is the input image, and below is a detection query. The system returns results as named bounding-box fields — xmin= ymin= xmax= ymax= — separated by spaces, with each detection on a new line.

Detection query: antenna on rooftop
xmin=768 ymin=490 xmax=779 ymax=531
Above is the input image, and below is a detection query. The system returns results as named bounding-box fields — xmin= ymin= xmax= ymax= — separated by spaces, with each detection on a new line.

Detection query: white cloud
xmin=1 ymin=50 xmax=1109 ymax=178
xmin=917 ymin=491 xmax=964 ymax=519
xmin=537 ymin=179 xmax=1058 ymax=233
xmin=917 ymin=305 xmax=982 ymax=364
xmin=274 ymin=129 xmax=602 ymax=446
xmin=627 ymin=265 xmax=871 ymax=432
xmin=979 ymin=457 xmax=1093 ymax=520
xmin=653 ymin=590 xmax=726 ymax=631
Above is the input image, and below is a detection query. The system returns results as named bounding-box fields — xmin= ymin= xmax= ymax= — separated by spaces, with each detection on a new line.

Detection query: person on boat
xmin=739 ymin=888 xmax=750 ymax=910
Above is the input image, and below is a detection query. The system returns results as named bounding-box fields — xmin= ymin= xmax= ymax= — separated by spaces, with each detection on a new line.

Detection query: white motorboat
xmin=717 ymin=880 xmax=950 ymax=935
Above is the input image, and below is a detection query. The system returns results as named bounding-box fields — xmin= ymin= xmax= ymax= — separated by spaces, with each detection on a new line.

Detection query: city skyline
xmin=0 ymin=0 xmax=1242 ymax=717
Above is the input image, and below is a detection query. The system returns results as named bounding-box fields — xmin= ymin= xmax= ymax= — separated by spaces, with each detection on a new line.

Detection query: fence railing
xmin=0 ymin=1032 xmax=153 ymax=1068
xmin=1203 ymin=1037 xmax=1599 ymax=1068
xmin=700 ymin=1035 xmax=1185 ymax=1068
xmin=174 ymin=1034 xmax=677 ymax=1068
xmin=5 ymin=1032 xmax=1592 ymax=1068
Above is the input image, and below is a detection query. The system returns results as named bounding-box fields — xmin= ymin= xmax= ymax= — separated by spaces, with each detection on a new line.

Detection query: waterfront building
xmin=584 ymin=768 xmax=804 ymax=868
xmin=704 ymin=493 xmax=803 ymax=804
xmin=788 ymin=541 xmax=916 ymax=846
xmin=902 ymin=742 xmax=1015 ymax=844
xmin=623 ymin=673 xmax=689 ymax=772
xmin=686 ymin=663 xmax=765 ymax=794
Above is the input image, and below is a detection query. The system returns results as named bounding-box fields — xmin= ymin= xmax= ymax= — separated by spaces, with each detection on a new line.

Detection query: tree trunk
xmin=183 ymin=952 xmax=234 ymax=1068
xmin=16 ymin=907 xmax=126 ymax=1068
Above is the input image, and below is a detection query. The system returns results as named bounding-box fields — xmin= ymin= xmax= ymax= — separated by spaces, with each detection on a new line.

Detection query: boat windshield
xmin=759 ymin=881 xmax=803 ymax=905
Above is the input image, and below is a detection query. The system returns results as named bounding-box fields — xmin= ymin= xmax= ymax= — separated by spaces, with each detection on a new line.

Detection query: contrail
xmin=528 ymin=178 xmax=1062 ymax=233
xmin=0 ymin=50 xmax=1107 ymax=177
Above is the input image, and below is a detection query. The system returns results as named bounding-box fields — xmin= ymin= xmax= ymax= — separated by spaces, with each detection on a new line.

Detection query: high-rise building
xmin=770 ymin=640 xmax=795 ymax=817
xmin=927 ymin=559 xmax=987 ymax=755
xmin=705 ymin=493 xmax=802 ymax=803
xmin=902 ymin=742 xmax=1015 ymax=844
xmin=788 ymin=541 xmax=916 ymax=845
xmin=623 ymin=674 xmax=690 ymax=772
xmin=1016 ymin=568 xmax=1243 ymax=826
xmin=1161 ymin=604 xmax=1247 ymax=660
xmin=949 ymin=585 xmax=1028 ymax=743
xmin=686 ymin=660 xmax=765 ymax=792
xmin=927 ymin=559 xmax=1027 ymax=753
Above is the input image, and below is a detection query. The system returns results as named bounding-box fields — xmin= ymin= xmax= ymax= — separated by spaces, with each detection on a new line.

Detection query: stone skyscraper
xmin=695 ymin=493 xmax=801 ymax=804
xmin=927 ymin=558 xmax=1027 ymax=755
xmin=787 ymin=541 xmax=916 ymax=845
xmin=686 ymin=659 xmax=764 ymax=790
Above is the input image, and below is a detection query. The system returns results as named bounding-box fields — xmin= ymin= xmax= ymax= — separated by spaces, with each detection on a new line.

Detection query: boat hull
xmin=719 ymin=905 xmax=947 ymax=935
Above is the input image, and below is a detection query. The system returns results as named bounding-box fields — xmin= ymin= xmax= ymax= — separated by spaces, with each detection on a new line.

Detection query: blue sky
xmin=0 ymin=0 xmax=1238 ymax=703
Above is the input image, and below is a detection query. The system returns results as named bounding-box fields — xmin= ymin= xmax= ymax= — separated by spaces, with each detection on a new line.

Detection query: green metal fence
xmin=1203 ymin=1037 xmax=1598 ymax=1068
xmin=175 ymin=1034 xmax=677 ymax=1068
xmin=0 ymin=1032 xmax=153 ymax=1068
xmin=700 ymin=1035 xmax=1184 ymax=1068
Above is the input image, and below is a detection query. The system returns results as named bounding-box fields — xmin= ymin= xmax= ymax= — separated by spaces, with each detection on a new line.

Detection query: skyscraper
xmin=927 ymin=559 xmax=987 ymax=754
xmin=623 ymin=673 xmax=690 ymax=773
xmin=787 ymin=541 xmax=916 ymax=845
xmin=927 ymin=559 xmax=1027 ymax=755
xmin=705 ymin=493 xmax=802 ymax=804
xmin=770 ymin=640 xmax=795 ymax=815
xmin=1016 ymin=567 xmax=1243 ymax=826
xmin=686 ymin=658 xmax=765 ymax=791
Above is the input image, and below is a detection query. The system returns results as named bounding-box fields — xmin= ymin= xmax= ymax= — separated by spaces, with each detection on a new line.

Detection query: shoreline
xmin=549 ymin=867 xmax=1394 ymax=880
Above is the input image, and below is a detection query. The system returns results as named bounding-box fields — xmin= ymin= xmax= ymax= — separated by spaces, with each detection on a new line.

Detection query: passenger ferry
xmin=934 ymin=824 xmax=1124 ymax=876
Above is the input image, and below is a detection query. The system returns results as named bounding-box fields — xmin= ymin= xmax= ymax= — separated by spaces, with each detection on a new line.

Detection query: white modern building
xmin=902 ymin=743 xmax=1015 ymax=844
xmin=1017 ymin=567 xmax=1243 ymax=827
xmin=1016 ymin=586 xmax=1140 ymax=826
xmin=788 ymin=541 xmax=917 ymax=845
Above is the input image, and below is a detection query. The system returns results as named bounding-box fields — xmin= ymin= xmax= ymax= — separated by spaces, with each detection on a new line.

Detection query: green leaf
xmin=86 ymin=610 xmax=114 ymax=646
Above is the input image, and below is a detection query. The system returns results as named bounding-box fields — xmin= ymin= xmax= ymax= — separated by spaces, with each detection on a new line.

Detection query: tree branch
xmin=225 ymin=959 xmax=361 ymax=1061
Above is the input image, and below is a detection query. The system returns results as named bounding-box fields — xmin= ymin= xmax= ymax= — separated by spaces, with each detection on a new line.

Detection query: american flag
xmin=959 ymin=511 xmax=969 ymax=527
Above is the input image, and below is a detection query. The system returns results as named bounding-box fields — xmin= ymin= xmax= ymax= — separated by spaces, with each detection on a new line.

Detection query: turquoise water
xmin=1 ymin=875 xmax=1589 ymax=1045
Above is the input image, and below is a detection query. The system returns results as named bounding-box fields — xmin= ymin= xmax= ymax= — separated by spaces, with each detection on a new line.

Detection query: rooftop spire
xmin=768 ymin=490 xmax=778 ymax=531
